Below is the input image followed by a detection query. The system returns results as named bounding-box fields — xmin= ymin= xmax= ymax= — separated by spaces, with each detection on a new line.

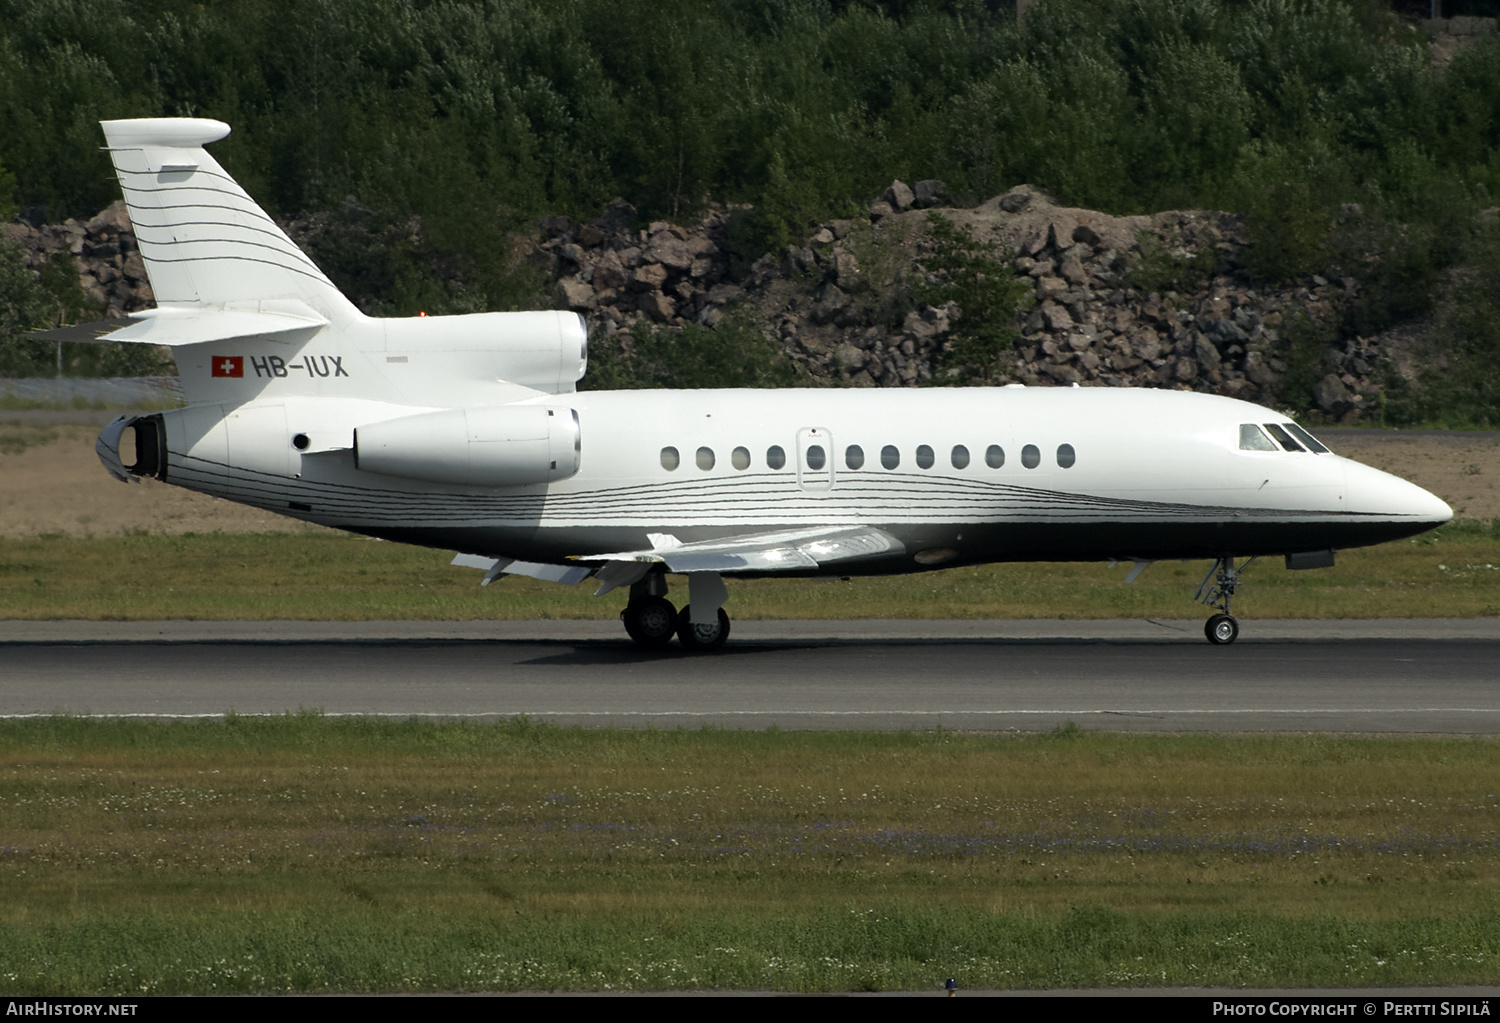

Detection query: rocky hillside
xmin=6 ymin=203 xmax=154 ymax=318
xmin=11 ymin=188 xmax=1387 ymax=422
xmin=545 ymin=182 xmax=1379 ymax=421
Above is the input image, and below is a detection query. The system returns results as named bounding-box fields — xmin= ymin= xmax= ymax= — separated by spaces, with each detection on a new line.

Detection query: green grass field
xmin=1 ymin=718 xmax=1498 ymax=993
xmin=2 ymin=518 xmax=1499 ymax=622
xmin=4 ymin=526 xmax=1498 ymax=992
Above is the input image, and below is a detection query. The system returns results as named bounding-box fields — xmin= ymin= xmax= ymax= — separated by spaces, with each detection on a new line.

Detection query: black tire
xmin=622 ymin=596 xmax=677 ymax=648
xmin=1205 ymin=614 xmax=1239 ymax=645
xmin=676 ymin=605 xmax=730 ymax=651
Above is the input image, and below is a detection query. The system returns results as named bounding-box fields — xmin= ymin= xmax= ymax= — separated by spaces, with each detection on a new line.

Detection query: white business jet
xmin=79 ymin=118 xmax=1451 ymax=648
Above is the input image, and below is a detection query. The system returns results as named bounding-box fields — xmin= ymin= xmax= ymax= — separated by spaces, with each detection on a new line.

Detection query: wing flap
xmin=450 ymin=553 xmax=591 ymax=587
xmin=576 ymin=526 xmax=904 ymax=573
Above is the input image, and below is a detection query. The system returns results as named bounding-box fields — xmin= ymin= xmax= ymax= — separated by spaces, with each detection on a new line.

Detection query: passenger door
xmin=796 ymin=426 xmax=834 ymax=492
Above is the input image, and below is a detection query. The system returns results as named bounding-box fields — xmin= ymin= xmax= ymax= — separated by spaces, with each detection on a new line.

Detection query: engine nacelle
xmin=379 ymin=310 xmax=588 ymax=394
xmin=353 ymin=405 xmax=580 ymax=487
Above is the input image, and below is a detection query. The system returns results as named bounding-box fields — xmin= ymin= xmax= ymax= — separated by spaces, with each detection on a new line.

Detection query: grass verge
xmin=1 ymin=718 xmax=1497 ymax=993
xmin=2 ymin=520 xmax=1498 ymax=621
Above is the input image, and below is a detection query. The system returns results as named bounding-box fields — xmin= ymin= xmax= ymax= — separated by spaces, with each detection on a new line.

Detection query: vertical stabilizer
xmin=99 ymin=118 xmax=358 ymax=321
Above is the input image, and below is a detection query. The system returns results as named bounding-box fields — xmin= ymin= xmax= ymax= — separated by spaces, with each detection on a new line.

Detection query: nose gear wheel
xmin=1205 ymin=613 xmax=1239 ymax=645
xmin=1196 ymin=556 xmax=1254 ymax=645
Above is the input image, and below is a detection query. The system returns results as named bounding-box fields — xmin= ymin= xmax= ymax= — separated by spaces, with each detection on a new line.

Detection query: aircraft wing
xmin=450 ymin=553 xmax=593 ymax=587
xmin=452 ymin=527 xmax=905 ymax=597
xmin=574 ymin=525 xmax=906 ymax=573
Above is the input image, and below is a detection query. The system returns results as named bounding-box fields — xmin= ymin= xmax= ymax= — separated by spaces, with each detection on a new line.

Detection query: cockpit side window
xmin=1263 ymin=423 xmax=1306 ymax=452
xmin=1239 ymin=424 xmax=1278 ymax=451
xmin=1282 ymin=422 xmax=1330 ymax=454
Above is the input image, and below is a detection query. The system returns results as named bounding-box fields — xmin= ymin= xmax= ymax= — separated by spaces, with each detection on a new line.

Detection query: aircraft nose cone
xmin=1344 ymin=460 xmax=1452 ymax=523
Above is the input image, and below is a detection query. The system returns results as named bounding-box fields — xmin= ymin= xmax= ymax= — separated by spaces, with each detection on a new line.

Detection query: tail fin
xmin=66 ymin=118 xmax=582 ymax=408
xmin=99 ymin=118 xmax=357 ymax=321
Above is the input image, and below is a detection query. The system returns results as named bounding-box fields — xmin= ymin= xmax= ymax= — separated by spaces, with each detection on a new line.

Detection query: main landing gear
xmin=1196 ymin=555 xmax=1255 ymax=645
xmin=677 ymin=606 xmax=730 ymax=651
xmin=620 ymin=571 xmax=731 ymax=652
xmin=621 ymin=595 xmax=677 ymax=648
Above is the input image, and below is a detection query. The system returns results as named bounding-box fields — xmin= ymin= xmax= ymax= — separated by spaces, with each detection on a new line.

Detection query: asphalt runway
xmin=3 ymin=618 xmax=1498 ymax=731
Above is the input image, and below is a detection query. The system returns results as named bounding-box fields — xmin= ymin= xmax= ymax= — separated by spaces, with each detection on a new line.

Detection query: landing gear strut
xmin=621 ymin=572 xmax=677 ymax=648
xmin=1196 ymin=556 xmax=1255 ymax=645
xmin=620 ymin=570 xmax=732 ymax=651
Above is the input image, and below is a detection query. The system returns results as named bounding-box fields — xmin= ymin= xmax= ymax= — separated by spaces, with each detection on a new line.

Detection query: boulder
xmin=1314 ymin=373 xmax=1354 ymax=417
xmin=630 ymin=263 xmax=669 ymax=292
xmin=883 ymin=180 xmax=915 ymax=211
xmin=914 ymin=179 xmax=947 ymax=208
xmin=1040 ymin=302 xmax=1074 ymax=331
xmin=556 ymin=277 xmax=594 ymax=311
xmin=638 ymin=290 xmax=677 ymax=323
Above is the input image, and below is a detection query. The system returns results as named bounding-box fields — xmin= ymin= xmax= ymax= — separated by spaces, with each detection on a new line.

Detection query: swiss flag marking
xmin=212 ymin=356 xmax=243 ymax=378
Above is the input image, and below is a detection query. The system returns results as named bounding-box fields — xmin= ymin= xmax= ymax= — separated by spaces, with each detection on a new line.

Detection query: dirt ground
xmin=2 ymin=411 xmax=1498 ymax=539
xmin=1 ymin=412 xmax=328 ymax=538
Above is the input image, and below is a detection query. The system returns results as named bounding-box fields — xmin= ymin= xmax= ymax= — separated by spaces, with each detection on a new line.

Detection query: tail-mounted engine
xmin=96 ymin=414 xmax=167 ymax=482
xmin=353 ymin=405 xmax=580 ymax=487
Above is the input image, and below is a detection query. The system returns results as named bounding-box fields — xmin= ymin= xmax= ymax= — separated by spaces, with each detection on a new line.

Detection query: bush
xmin=1386 ymin=220 xmax=1500 ymax=427
xmin=0 ymin=240 xmax=54 ymax=375
xmin=581 ymin=316 xmax=801 ymax=391
xmin=1128 ymin=230 xmax=1217 ymax=294
xmin=917 ymin=214 xmax=1028 ymax=385
xmin=1275 ymin=306 xmax=1338 ymax=415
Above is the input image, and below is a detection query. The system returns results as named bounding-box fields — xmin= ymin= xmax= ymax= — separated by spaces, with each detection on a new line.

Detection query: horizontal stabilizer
xmin=576 ymin=526 xmax=905 ymax=574
xmin=26 ymin=318 xmax=135 ymax=343
xmin=28 ymin=307 xmax=327 ymax=347
xmin=108 ymin=306 xmax=327 ymax=346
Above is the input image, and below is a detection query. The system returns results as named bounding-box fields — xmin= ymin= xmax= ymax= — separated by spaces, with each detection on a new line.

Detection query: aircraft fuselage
xmin=107 ymin=386 xmax=1449 ymax=574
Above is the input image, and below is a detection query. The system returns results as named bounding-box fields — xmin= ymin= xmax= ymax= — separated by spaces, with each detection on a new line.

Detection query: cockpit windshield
xmin=1239 ymin=424 xmax=1277 ymax=451
xmin=1239 ymin=422 xmax=1333 ymax=454
xmin=1281 ymin=422 xmax=1330 ymax=453
xmin=1264 ymin=423 xmax=1305 ymax=452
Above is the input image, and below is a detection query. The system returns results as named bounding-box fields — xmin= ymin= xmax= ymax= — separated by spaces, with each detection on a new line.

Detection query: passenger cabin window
xmin=1282 ymin=422 xmax=1330 ymax=454
xmin=951 ymin=445 xmax=970 ymax=469
xmin=1057 ymin=443 xmax=1076 ymax=468
xmin=916 ymin=444 xmax=935 ymax=469
xmin=1263 ymin=423 xmax=1305 ymax=452
xmin=732 ymin=446 xmax=751 ymax=470
xmin=881 ymin=445 xmax=900 ymax=469
xmin=1239 ymin=424 xmax=1278 ymax=451
xmin=661 ymin=446 xmax=680 ymax=470
xmin=806 ymin=445 xmax=826 ymax=470
xmin=1021 ymin=444 xmax=1040 ymax=469
xmin=767 ymin=445 xmax=786 ymax=470
xmin=696 ymin=446 xmax=716 ymax=470
xmin=985 ymin=445 xmax=1004 ymax=468
xmin=845 ymin=445 xmax=865 ymax=470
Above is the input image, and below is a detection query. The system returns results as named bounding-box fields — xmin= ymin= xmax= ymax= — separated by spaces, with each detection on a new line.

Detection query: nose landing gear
xmin=1197 ymin=556 xmax=1254 ymax=645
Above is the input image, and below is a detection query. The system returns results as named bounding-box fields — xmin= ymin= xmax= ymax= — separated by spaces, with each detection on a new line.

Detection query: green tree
xmin=583 ymin=317 xmax=800 ymax=390
xmin=0 ymin=242 xmax=55 ymax=376
xmin=1388 ymin=222 xmax=1500 ymax=427
xmin=917 ymin=214 xmax=1028 ymax=385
